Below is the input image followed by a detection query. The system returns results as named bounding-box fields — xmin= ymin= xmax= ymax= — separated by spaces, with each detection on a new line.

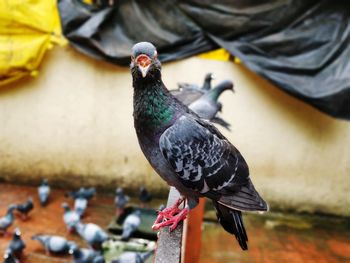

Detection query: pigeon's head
xmin=116 ymin=187 xmax=123 ymax=195
xmin=131 ymin=42 xmax=161 ymax=80
xmin=205 ymin=73 xmax=215 ymax=82
xmin=62 ymin=202 xmax=70 ymax=211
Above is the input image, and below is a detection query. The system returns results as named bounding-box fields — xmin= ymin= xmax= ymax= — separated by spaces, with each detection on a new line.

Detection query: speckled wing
xmin=159 ymin=115 xmax=267 ymax=212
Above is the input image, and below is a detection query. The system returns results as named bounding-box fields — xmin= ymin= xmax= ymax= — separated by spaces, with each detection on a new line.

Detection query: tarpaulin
xmin=0 ymin=0 xmax=66 ymax=86
xmin=58 ymin=0 xmax=350 ymax=120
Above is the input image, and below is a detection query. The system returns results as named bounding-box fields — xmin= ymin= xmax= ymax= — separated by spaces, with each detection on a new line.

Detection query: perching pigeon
xmin=69 ymin=244 xmax=105 ymax=263
xmin=32 ymin=234 xmax=75 ymax=254
xmin=114 ymin=188 xmax=129 ymax=217
xmin=38 ymin=179 xmax=50 ymax=206
xmin=74 ymin=197 xmax=88 ymax=217
xmin=75 ymin=222 xmax=108 ymax=249
xmin=138 ymin=187 xmax=152 ymax=207
xmin=188 ymin=80 xmax=234 ymax=130
xmin=67 ymin=188 xmax=96 ymax=200
xmin=3 ymin=249 xmax=19 ymax=263
xmin=111 ymin=250 xmax=154 ymax=263
xmin=16 ymin=197 xmax=34 ymax=220
xmin=0 ymin=205 xmax=16 ymax=236
xmin=121 ymin=210 xmax=141 ymax=241
xmin=172 ymin=73 xmax=214 ymax=105
xmin=130 ymin=42 xmax=268 ymax=250
xmin=8 ymin=228 xmax=25 ymax=258
xmin=62 ymin=202 xmax=80 ymax=232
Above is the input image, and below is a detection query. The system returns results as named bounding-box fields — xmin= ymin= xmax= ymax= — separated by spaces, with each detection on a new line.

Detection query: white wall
xmin=1 ymin=46 xmax=349 ymax=216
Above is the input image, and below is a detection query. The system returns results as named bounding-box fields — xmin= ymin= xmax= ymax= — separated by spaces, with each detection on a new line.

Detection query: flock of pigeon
xmin=1 ymin=180 xmax=155 ymax=263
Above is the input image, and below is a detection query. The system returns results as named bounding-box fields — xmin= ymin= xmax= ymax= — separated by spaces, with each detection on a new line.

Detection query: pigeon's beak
xmin=136 ymin=54 xmax=151 ymax=78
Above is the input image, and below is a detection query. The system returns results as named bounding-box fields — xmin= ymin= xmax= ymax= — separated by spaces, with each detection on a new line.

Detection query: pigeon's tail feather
xmin=211 ymin=116 xmax=231 ymax=131
xmin=213 ymin=201 xmax=248 ymax=250
xmin=121 ymin=226 xmax=133 ymax=241
xmin=219 ymin=179 xmax=268 ymax=212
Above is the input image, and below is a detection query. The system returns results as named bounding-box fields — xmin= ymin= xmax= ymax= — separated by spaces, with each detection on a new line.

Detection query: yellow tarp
xmin=0 ymin=0 xmax=66 ymax=86
xmin=198 ymin=48 xmax=241 ymax=64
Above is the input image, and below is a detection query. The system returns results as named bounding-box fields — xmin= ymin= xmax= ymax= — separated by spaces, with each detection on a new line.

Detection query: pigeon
xmin=111 ymin=250 xmax=154 ymax=263
xmin=0 ymin=205 xmax=16 ymax=236
xmin=75 ymin=222 xmax=108 ymax=249
xmin=38 ymin=179 xmax=50 ymax=206
xmin=15 ymin=197 xmax=34 ymax=220
xmin=138 ymin=187 xmax=152 ymax=207
xmin=121 ymin=210 xmax=141 ymax=241
xmin=69 ymin=244 xmax=105 ymax=263
xmin=8 ymin=228 xmax=25 ymax=258
xmin=74 ymin=197 xmax=88 ymax=217
xmin=3 ymin=249 xmax=19 ymax=263
xmin=130 ymin=42 xmax=268 ymax=250
xmin=32 ymin=234 xmax=75 ymax=254
xmin=62 ymin=202 xmax=80 ymax=232
xmin=171 ymin=73 xmax=214 ymax=106
xmin=114 ymin=188 xmax=129 ymax=217
xmin=188 ymin=80 xmax=234 ymax=130
xmin=67 ymin=187 xmax=96 ymax=200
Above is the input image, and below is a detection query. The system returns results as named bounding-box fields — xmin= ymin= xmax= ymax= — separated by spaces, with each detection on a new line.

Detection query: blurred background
xmin=0 ymin=0 xmax=350 ymax=262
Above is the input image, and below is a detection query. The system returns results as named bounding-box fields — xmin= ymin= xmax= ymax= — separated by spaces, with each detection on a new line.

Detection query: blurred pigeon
xmin=131 ymin=42 xmax=268 ymax=250
xmin=114 ymin=188 xmax=129 ymax=217
xmin=8 ymin=228 xmax=25 ymax=258
xmin=38 ymin=179 xmax=50 ymax=206
xmin=32 ymin=234 xmax=75 ymax=254
xmin=62 ymin=202 xmax=80 ymax=232
xmin=172 ymin=73 xmax=214 ymax=105
xmin=111 ymin=250 xmax=154 ymax=263
xmin=76 ymin=222 xmax=108 ymax=249
xmin=74 ymin=197 xmax=88 ymax=217
xmin=188 ymin=80 xmax=234 ymax=130
xmin=138 ymin=187 xmax=152 ymax=207
xmin=0 ymin=205 xmax=16 ymax=236
xmin=121 ymin=210 xmax=141 ymax=241
xmin=3 ymin=249 xmax=19 ymax=263
xmin=16 ymin=197 xmax=34 ymax=220
xmin=69 ymin=244 xmax=104 ymax=263
xmin=67 ymin=187 xmax=96 ymax=200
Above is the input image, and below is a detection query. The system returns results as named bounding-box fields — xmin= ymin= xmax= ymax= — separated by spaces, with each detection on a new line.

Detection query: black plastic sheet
xmin=59 ymin=0 xmax=350 ymax=119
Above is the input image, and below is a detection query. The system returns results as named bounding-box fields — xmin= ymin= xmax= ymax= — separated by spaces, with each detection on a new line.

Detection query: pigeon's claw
xmin=152 ymin=208 xmax=189 ymax=231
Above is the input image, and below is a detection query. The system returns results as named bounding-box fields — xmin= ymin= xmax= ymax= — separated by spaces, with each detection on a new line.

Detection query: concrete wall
xmin=1 ymin=47 xmax=349 ymax=216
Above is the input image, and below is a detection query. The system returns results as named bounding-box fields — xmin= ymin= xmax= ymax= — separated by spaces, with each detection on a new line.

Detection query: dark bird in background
xmin=0 ymin=205 xmax=16 ymax=236
xmin=67 ymin=187 xmax=96 ymax=200
xmin=121 ymin=210 xmax=141 ymax=241
xmin=131 ymin=42 xmax=268 ymax=250
xmin=32 ymin=234 xmax=75 ymax=255
xmin=111 ymin=250 xmax=154 ymax=263
xmin=38 ymin=179 xmax=50 ymax=206
xmin=8 ymin=228 xmax=25 ymax=258
xmin=114 ymin=188 xmax=129 ymax=217
xmin=74 ymin=197 xmax=88 ymax=217
xmin=69 ymin=244 xmax=105 ymax=263
xmin=188 ymin=80 xmax=234 ymax=130
xmin=3 ymin=249 xmax=19 ymax=263
xmin=62 ymin=203 xmax=80 ymax=233
xmin=75 ymin=222 xmax=108 ymax=250
xmin=171 ymin=73 xmax=214 ymax=106
xmin=138 ymin=187 xmax=152 ymax=207
xmin=16 ymin=197 xmax=34 ymax=221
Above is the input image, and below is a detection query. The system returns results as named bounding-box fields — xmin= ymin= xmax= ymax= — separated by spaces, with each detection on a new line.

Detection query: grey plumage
xmin=131 ymin=42 xmax=268 ymax=250
xmin=69 ymin=245 xmax=105 ymax=263
xmin=67 ymin=188 xmax=96 ymax=200
xmin=111 ymin=250 xmax=154 ymax=263
xmin=121 ymin=210 xmax=141 ymax=241
xmin=0 ymin=205 xmax=16 ymax=235
xmin=3 ymin=249 xmax=19 ymax=263
xmin=114 ymin=188 xmax=129 ymax=209
xmin=74 ymin=197 xmax=88 ymax=217
xmin=32 ymin=234 xmax=75 ymax=254
xmin=16 ymin=197 xmax=34 ymax=219
xmin=38 ymin=179 xmax=50 ymax=206
xmin=138 ymin=187 xmax=152 ymax=205
xmin=8 ymin=228 xmax=25 ymax=257
xmin=75 ymin=222 xmax=108 ymax=249
xmin=62 ymin=202 xmax=80 ymax=232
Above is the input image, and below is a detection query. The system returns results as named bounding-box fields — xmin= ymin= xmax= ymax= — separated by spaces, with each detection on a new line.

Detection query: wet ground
xmin=0 ymin=183 xmax=350 ymax=262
